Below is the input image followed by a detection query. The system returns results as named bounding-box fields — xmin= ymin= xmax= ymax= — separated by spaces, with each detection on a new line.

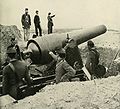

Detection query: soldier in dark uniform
xmin=63 ymin=39 xmax=85 ymax=81
xmin=64 ymin=39 xmax=83 ymax=70
xmin=49 ymin=48 xmax=76 ymax=83
xmin=7 ymin=37 xmax=17 ymax=49
xmin=47 ymin=12 xmax=55 ymax=34
xmin=34 ymin=10 xmax=42 ymax=36
xmin=7 ymin=37 xmax=23 ymax=60
xmin=85 ymin=40 xmax=100 ymax=79
xmin=21 ymin=8 xmax=31 ymax=41
xmin=2 ymin=47 xmax=32 ymax=100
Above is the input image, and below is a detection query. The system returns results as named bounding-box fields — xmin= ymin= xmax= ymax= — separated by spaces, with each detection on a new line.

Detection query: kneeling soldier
xmin=2 ymin=47 xmax=32 ymax=100
xmin=49 ymin=48 xmax=76 ymax=84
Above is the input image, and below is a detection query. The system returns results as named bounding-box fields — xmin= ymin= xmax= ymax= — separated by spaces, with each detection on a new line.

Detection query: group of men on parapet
xmin=21 ymin=8 xmax=55 ymax=41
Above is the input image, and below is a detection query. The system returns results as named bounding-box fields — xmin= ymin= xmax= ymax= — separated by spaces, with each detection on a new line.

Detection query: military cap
xmin=87 ymin=40 xmax=94 ymax=47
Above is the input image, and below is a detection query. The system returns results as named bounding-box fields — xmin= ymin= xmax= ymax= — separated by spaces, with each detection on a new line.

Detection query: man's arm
xmin=64 ymin=43 xmax=69 ymax=50
xmin=61 ymin=61 xmax=76 ymax=81
xmin=21 ymin=14 xmax=24 ymax=26
xmin=25 ymin=66 xmax=32 ymax=86
xmin=34 ymin=16 xmax=36 ymax=24
xmin=90 ymin=52 xmax=97 ymax=75
xmin=51 ymin=15 xmax=55 ymax=18
xmin=29 ymin=15 xmax=31 ymax=26
xmin=49 ymin=51 xmax=58 ymax=61
xmin=2 ymin=67 xmax=9 ymax=94
xmin=38 ymin=16 xmax=40 ymax=23
xmin=77 ymin=47 xmax=83 ymax=68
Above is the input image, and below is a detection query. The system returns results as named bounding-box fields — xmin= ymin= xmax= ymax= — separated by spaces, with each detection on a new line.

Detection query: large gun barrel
xmin=27 ymin=25 xmax=107 ymax=64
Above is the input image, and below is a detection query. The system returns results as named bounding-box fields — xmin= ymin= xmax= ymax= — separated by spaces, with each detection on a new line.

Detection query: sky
xmin=0 ymin=0 xmax=120 ymax=30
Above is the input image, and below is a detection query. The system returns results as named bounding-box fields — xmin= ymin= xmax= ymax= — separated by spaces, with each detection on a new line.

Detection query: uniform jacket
xmin=55 ymin=59 xmax=76 ymax=83
xmin=34 ymin=15 xmax=40 ymax=25
xmin=21 ymin=14 xmax=31 ymax=29
xmin=65 ymin=46 xmax=83 ymax=69
xmin=47 ymin=15 xmax=55 ymax=27
xmin=2 ymin=59 xmax=31 ymax=98
xmin=85 ymin=47 xmax=100 ymax=75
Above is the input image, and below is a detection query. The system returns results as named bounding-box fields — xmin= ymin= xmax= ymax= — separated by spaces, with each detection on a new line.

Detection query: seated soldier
xmin=85 ymin=40 xmax=100 ymax=79
xmin=2 ymin=47 xmax=32 ymax=100
xmin=49 ymin=48 xmax=76 ymax=84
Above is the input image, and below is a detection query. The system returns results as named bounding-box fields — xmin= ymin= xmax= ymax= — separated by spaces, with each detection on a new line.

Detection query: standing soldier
xmin=2 ymin=47 xmax=32 ymax=100
xmin=64 ymin=39 xmax=83 ymax=70
xmin=34 ymin=10 xmax=42 ymax=36
xmin=47 ymin=12 xmax=55 ymax=34
xmin=85 ymin=40 xmax=100 ymax=79
xmin=64 ymin=38 xmax=85 ymax=80
xmin=49 ymin=48 xmax=76 ymax=83
xmin=21 ymin=8 xmax=31 ymax=41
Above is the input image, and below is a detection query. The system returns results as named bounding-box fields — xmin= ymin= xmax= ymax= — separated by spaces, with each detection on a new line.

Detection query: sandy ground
xmin=1 ymin=75 xmax=120 ymax=109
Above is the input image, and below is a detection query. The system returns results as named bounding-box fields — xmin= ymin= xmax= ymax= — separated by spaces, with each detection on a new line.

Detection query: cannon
xmin=0 ymin=25 xmax=107 ymax=98
xmin=27 ymin=25 xmax=107 ymax=64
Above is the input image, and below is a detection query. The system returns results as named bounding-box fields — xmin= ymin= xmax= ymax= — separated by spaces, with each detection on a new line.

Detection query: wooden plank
xmin=82 ymin=66 xmax=91 ymax=80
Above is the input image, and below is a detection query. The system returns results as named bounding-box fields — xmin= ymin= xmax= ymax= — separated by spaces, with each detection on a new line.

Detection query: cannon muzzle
xmin=27 ymin=25 xmax=107 ymax=64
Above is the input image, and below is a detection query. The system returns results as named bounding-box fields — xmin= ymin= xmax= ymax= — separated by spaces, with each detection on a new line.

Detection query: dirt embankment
xmin=1 ymin=75 xmax=120 ymax=109
xmin=0 ymin=25 xmax=22 ymax=66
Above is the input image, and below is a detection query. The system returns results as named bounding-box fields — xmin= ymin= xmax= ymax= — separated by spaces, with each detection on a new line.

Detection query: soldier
xmin=7 ymin=37 xmax=17 ymax=49
xmin=49 ymin=48 xmax=76 ymax=83
xmin=2 ymin=47 xmax=32 ymax=100
xmin=7 ymin=37 xmax=22 ymax=60
xmin=34 ymin=10 xmax=42 ymax=36
xmin=21 ymin=8 xmax=31 ymax=41
xmin=47 ymin=12 xmax=55 ymax=34
xmin=85 ymin=40 xmax=100 ymax=79
xmin=64 ymin=39 xmax=83 ymax=70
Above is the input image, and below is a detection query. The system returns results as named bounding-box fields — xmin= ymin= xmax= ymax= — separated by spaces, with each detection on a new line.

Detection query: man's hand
xmin=49 ymin=51 xmax=53 ymax=55
xmin=49 ymin=51 xmax=58 ymax=61
xmin=64 ymin=43 xmax=70 ymax=50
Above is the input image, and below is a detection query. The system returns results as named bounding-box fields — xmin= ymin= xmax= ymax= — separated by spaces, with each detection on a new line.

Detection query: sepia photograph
xmin=0 ymin=0 xmax=120 ymax=109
